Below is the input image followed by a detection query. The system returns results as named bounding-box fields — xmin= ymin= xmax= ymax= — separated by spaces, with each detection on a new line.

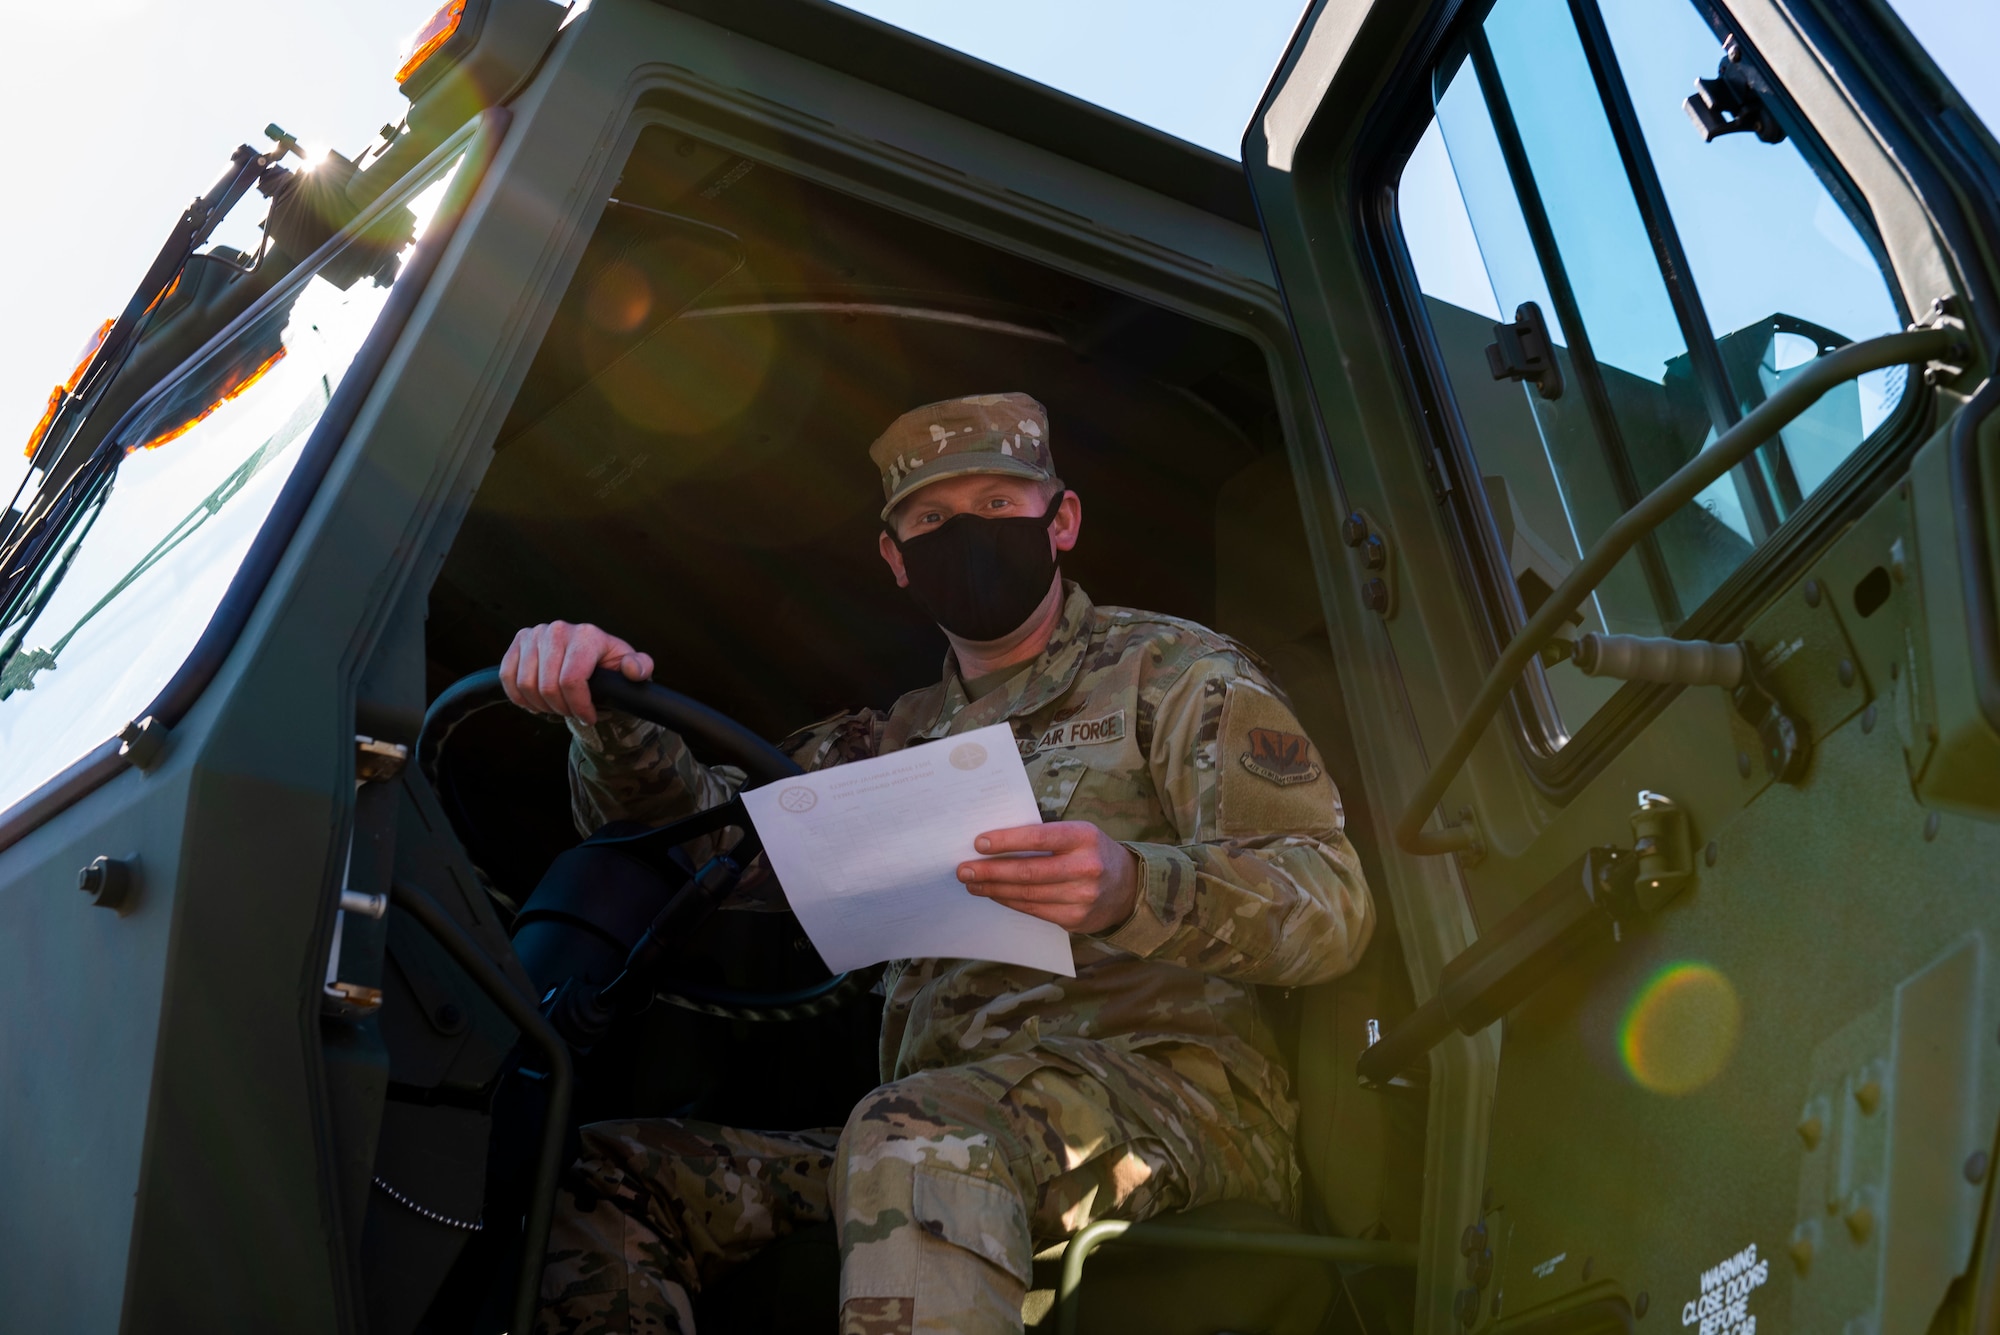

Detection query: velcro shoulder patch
xmin=1217 ymin=682 xmax=1340 ymax=837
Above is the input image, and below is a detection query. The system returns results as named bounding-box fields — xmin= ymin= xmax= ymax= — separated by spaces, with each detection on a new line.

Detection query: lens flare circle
xmin=1619 ymin=962 xmax=1741 ymax=1095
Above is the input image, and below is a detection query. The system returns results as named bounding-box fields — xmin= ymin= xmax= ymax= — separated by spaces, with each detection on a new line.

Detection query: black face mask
xmin=890 ymin=499 xmax=1063 ymax=642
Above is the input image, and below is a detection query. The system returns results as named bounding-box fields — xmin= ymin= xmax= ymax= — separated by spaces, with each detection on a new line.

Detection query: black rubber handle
xmin=1357 ymin=847 xmax=1633 ymax=1087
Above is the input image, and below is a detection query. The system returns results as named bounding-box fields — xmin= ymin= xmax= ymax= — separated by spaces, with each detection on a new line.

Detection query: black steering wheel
xmin=419 ymin=665 xmax=804 ymax=788
xmin=417 ymin=666 xmax=869 ymax=1027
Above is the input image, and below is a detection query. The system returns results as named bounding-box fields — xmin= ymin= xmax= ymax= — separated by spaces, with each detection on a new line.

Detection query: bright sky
xmin=0 ymin=0 xmax=1306 ymax=500
xmin=3 ymin=0 xmax=1988 ymax=500
xmin=833 ymin=0 xmax=1307 ymax=156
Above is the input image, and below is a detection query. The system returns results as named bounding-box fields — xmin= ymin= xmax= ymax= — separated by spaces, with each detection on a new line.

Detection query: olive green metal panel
xmin=0 ymin=776 xmax=194 ymax=1332
xmin=1247 ymin=1 xmax=1511 ymax=1324
xmin=1910 ymin=418 xmax=2000 ymax=816
xmin=1246 ymin=0 xmax=2000 ymax=1331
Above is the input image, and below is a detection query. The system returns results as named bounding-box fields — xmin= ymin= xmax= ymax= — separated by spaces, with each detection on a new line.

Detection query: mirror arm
xmin=1394 ymin=325 xmax=1964 ymax=856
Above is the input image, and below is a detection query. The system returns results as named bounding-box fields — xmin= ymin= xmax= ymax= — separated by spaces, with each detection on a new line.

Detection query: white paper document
xmin=740 ymin=723 xmax=1075 ymax=976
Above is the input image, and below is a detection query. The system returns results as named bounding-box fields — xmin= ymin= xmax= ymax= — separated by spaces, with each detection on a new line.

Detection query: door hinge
xmin=356 ymin=734 xmax=410 ymax=783
xmin=1340 ymin=508 xmax=1397 ymax=620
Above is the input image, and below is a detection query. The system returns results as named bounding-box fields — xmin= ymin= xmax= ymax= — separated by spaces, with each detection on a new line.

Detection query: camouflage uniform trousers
xmin=537 ymin=1041 xmax=1295 ymax=1335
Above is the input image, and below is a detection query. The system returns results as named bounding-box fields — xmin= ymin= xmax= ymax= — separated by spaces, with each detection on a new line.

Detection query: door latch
xmin=1485 ymin=301 xmax=1564 ymax=401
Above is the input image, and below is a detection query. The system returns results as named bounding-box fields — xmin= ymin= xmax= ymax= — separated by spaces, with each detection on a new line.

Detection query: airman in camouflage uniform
xmin=529 ymin=393 xmax=1374 ymax=1335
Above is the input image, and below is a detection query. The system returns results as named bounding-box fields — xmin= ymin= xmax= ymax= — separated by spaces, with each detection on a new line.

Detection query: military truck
xmin=2 ymin=0 xmax=1994 ymax=1330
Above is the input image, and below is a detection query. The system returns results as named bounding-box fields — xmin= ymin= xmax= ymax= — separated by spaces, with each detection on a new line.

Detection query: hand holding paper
xmin=956 ymin=820 xmax=1141 ymax=936
xmin=739 ymin=723 xmax=1075 ymax=975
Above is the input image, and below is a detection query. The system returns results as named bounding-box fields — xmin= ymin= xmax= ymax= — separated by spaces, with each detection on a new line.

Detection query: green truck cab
xmin=2 ymin=0 xmax=1995 ymax=1330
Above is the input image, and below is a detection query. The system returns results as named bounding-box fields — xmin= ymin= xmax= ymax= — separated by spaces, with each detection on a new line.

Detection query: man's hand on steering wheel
xmin=501 ymin=621 xmax=654 ymax=726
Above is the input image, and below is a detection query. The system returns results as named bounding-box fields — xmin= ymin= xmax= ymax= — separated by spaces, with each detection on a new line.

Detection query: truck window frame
xmin=1352 ymin=0 xmax=1934 ymax=799
xmin=0 ymin=110 xmax=509 ymax=854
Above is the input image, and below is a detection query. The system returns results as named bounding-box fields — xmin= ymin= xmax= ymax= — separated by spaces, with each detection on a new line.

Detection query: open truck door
xmin=1247 ymin=0 xmax=2000 ymax=1330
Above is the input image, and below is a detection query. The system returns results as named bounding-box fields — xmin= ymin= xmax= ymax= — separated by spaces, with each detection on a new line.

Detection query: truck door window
xmin=1398 ymin=0 xmax=1912 ymax=746
xmin=0 ymin=146 xmax=469 ymax=818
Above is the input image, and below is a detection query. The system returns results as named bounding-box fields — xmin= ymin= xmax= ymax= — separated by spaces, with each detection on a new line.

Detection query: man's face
xmin=877 ymin=474 xmax=1082 ymax=589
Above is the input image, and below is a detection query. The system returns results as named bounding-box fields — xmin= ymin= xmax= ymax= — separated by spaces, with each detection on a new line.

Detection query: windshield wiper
xmin=0 ymin=132 xmax=305 ymax=635
xmin=0 ymin=379 xmax=328 ymax=701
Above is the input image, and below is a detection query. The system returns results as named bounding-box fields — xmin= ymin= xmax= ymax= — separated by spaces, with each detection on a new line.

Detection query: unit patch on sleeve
xmin=1241 ymin=727 xmax=1323 ymax=786
xmin=1032 ymin=708 xmax=1127 ymax=752
xmin=1216 ymin=680 xmax=1341 ymax=838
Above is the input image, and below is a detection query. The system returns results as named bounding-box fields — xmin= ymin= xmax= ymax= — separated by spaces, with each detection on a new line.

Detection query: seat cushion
xmin=697 ymin=1201 xmax=1337 ymax=1335
xmin=1024 ymin=1201 xmax=1334 ymax=1335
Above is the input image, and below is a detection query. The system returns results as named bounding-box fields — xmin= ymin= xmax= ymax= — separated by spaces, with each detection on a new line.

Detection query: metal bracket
xmin=321 ymin=980 xmax=384 ymax=1017
xmin=356 ymin=735 xmax=410 ymax=783
xmin=1629 ymin=790 xmax=1696 ymax=914
xmin=118 ymin=716 xmax=168 ymax=772
xmin=1684 ymin=39 xmax=1787 ymax=144
xmin=1485 ymin=300 xmax=1564 ymax=401
xmin=1918 ymin=295 xmax=1973 ymax=385
xmin=1358 ymin=791 xmax=1695 ymax=1088
xmin=1733 ymin=642 xmax=1812 ymax=784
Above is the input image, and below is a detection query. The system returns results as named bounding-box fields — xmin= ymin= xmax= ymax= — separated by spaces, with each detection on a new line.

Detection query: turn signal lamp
xmin=131 ymin=347 xmax=287 ymax=453
xmin=22 ymin=388 xmax=62 ymax=460
xmin=63 ymin=320 xmax=115 ymax=393
xmin=392 ymin=0 xmax=564 ymax=130
xmin=22 ymin=317 xmax=115 ymax=458
xmin=396 ymin=0 xmax=469 ymax=88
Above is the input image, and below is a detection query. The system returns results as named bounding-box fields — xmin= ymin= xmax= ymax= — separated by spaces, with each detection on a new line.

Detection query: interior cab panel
xmin=409 ymin=111 xmax=1425 ymax=1330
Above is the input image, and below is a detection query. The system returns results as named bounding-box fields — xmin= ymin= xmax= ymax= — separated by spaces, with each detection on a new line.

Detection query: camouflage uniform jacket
xmin=568 ymin=583 xmax=1375 ymax=1130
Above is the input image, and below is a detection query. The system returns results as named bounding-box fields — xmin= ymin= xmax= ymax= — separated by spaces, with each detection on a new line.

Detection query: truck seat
xmin=695 ymin=946 xmax=1427 ymax=1334
xmin=695 ymin=1200 xmax=1335 ymax=1335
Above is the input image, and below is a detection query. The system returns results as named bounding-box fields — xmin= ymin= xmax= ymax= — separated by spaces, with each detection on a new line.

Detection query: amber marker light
xmin=22 ymin=388 xmax=63 ymax=460
xmin=130 ymin=346 xmax=287 ymax=453
xmin=22 ymin=317 xmax=117 ymax=458
xmin=63 ymin=320 xmax=116 ymax=393
xmin=396 ymin=0 xmax=469 ymax=85
xmin=142 ymin=273 xmax=181 ymax=317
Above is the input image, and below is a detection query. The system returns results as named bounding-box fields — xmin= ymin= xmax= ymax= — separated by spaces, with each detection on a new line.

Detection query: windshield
xmin=0 ymin=145 xmax=469 ymax=816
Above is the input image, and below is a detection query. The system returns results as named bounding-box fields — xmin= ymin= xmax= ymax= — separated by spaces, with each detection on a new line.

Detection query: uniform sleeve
xmin=567 ymin=712 xmax=745 ymax=836
xmin=566 ymin=706 xmax=886 ymax=836
xmin=1098 ymin=653 xmax=1375 ymax=986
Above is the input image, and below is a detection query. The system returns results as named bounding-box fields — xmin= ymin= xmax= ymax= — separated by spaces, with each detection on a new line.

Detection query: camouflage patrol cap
xmin=870 ymin=392 xmax=1059 ymax=521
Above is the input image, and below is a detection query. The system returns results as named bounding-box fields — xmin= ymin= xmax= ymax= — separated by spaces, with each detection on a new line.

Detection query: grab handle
xmin=1394 ymin=327 xmax=1960 ymax=856
xmin=1571 ymin=633 xmax=1743 ymax=687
